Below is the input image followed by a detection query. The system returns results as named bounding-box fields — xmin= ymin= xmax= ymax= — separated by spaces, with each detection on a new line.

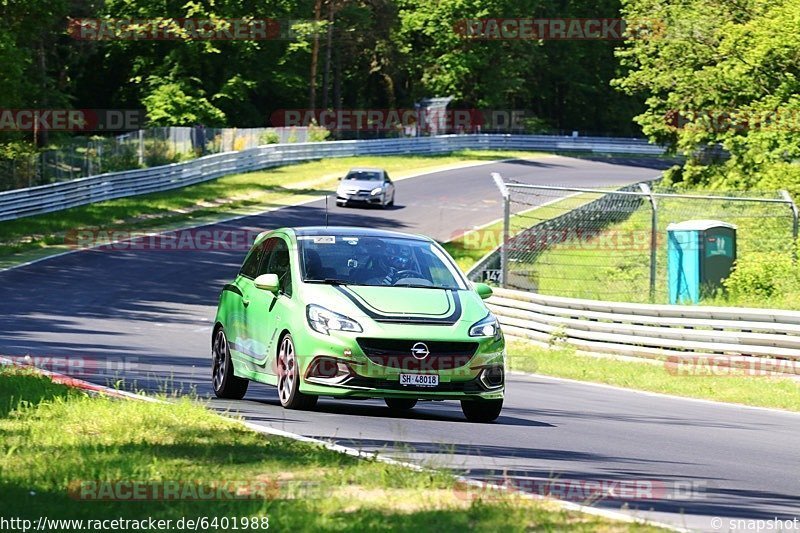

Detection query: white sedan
xmin=335 ymin=168 xmax=396 ymax=208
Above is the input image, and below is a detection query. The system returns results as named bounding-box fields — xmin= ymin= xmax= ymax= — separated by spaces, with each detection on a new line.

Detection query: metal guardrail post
xmin=639 ymin=183 xmax=658 ymax=302
xmin=780 ymin=190 xmax=799 ymax=263
xmin=492 ymin=172 xmax=511 ymax=288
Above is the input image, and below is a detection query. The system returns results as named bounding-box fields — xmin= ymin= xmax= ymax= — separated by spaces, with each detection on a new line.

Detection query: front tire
xmin=277 ymin=333 xmax=318 ymax=410
xmin=212 ymin=328 xmax=249 ymax=399
xmin=461 ymin=399 xmax=503 ymax=423
xmin=385 ymin=398 xmax=417 ymax=410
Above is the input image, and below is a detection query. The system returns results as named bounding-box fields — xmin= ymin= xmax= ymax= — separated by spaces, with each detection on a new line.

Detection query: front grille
xmin=357 ymin=338 xmax=478 ymax=370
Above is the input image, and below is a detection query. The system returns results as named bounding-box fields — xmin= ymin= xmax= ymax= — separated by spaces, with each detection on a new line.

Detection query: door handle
xmin=242 ymin=298 xmax=250 ymax=307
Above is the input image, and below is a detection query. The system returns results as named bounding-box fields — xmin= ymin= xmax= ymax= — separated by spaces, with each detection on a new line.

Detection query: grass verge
xmin=0 ymin=367 xmax=661 ymax=532
xmin=441 ymin=191 xmax=596 ymax=273
xmin=445 ymin=184 xmax=800 ymax=309
xmin=508 ymin=339 xmax=800 ymax=412
xmin=521 ymin=189 xmax=800 ymax=307
xmin=0 ymin=150 xmax=546 ymax=269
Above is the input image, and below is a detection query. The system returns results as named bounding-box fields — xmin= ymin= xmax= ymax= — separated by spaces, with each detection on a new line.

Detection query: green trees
xmin=396 ymin=0 xmax=640 ymax=134
xmin=615 ymin=0 xmax=800 ymax=194
xmin=1 ymin=0 xmax=643 ymax=136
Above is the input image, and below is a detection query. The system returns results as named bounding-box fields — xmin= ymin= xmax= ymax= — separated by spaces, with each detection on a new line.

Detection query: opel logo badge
xmin=411 ymin=342 xmax=430 ymax=360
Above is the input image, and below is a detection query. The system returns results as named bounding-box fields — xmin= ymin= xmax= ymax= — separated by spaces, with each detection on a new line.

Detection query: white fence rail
xmin=0 ymin=134 xmax=663 ymax=222
xmin=489 ymin=287 xmax=800 ymax=376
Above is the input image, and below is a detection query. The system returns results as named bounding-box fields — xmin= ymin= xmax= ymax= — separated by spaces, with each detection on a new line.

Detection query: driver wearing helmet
xmin=352 ymin=238 xmax=414 ymax=285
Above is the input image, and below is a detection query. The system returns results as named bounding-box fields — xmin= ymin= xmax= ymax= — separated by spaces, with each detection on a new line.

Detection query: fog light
xmin=479 ymin=366 xmax=504 ymax=389
xmin=306 ymin=357 xmax=353 ymax=382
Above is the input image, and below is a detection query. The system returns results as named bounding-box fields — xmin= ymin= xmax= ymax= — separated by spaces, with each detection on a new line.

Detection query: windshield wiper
xmin=393 ymin=283 xmax=449 ymax=290
xmin=305 ymin=278 xmax=351 ymax=285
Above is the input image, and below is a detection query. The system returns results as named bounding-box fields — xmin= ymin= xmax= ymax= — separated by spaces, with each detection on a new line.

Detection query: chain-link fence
xmin=0 ymin=126 xmax=310 ymax=192
xmin=473 ymin=173 xmax=799 ymax=306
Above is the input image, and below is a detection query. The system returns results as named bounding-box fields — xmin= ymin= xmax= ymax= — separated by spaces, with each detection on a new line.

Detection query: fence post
xmin=492 ymin=172 xmax=511 ymax=288
xmin=639 ymin=182 xmax=658 ymax=302
xmin=781 ymin=190 xmax=799 ymax=263
xmin=138 ymin=129 xmax=144 ymax=166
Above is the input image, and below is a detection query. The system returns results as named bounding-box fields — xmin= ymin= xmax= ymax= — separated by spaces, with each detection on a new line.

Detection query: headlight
xmin=469 ymin=313 xmax=501 ymax=337
xmin=370 ymin=187 xmax=383 ymax=196
xmin=307 ymin=304 xmax=362 ymax=335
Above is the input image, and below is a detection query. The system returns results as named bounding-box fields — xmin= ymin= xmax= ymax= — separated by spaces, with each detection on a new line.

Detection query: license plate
xmin=399 ymin=374 xmax=438 ymax=387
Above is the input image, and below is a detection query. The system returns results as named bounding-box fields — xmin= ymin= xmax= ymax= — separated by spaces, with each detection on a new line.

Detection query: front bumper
xmin=336 ymin=192 xmax=383 ymax=205
xmin=294 ymin=328 xmax=505 ymax=401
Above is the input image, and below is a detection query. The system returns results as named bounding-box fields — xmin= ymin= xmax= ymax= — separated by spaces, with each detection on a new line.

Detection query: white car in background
xmin=335 ymin=168 xmax=396 ymax=208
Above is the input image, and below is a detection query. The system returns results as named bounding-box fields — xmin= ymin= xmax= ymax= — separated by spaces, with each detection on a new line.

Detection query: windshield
xmin=299 ymin=235 xmax=466 ymax=289
xmin=343 ymin=170 xmax=382 ymax=181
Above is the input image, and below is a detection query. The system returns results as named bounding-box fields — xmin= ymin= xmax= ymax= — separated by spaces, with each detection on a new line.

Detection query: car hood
xmin=338 ymin=179 xmax=382 ymax=191
xmin=302 ymin=284 xmax=487 ymax=325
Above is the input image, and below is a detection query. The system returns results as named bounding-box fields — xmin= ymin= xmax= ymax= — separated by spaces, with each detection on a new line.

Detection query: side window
xmin=384 ymin=172 xmax=391 ymax=183
xmin=240 ymin=238 xmax=274 ymax=279
xmin=259 ymin=238 xmax=292 ymax=296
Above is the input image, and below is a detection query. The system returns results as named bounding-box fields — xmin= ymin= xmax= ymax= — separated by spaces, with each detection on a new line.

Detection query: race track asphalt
xmin=2 ymin=155 xmax=796 ymax=531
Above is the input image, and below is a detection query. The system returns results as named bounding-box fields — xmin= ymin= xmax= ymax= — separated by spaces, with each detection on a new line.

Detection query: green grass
xmin=508 ymin=189 xmax=800 ymax=307
xmin=507 ymin=339 xmax=800 ymax=411
xmin=0 ymin=367 xmax=661 ymax=532
xmin=0 ymin=150 xmax=545 ymax=269
xmin=445 ymin=185 xmax=800 ymax=308
xmin=441 ymin=192 xmax=599 ymax=273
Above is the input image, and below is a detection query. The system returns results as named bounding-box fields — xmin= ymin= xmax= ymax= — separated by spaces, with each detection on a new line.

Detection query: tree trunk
xmin=309 ymin=0 xmax=323 ymax=110
xmin=321 ymin=1 xmax=334 ymax=109
xmin=37 ymin=43 xmax=48 ymax=147
xmin=333 ymin=32 xmax=342 ymax=110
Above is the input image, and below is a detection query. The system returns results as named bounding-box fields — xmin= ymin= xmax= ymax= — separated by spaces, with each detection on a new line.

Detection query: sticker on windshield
xmin=313 ymin=236 xmax=335 ymax=244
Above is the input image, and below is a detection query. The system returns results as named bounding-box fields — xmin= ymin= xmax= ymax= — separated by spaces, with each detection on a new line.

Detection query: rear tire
xmin=388 ymin=193 xmax=395 ymax=207
xmin=461 ymin=399 xmax=503 ymax=423
xmin=385 ymin=398 xmax=417 ymax=410
xmin=212 ymin=328 xmax=249 ymax=399
xmin=277 ymin=333 xmax=318 ymax=410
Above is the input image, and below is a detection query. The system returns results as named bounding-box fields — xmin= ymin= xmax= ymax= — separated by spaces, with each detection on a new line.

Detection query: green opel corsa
xmin=212 ymin=226 xmax=505 ymax=422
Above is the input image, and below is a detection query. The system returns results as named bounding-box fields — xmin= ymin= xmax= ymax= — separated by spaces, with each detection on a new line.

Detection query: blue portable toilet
xmin=667 ymin=220 xmax=737 ymax=304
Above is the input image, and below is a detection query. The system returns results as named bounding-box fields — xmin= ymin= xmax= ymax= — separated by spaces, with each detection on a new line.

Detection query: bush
xmin=307 ymin=121 xmax=330 ymax=142
xmin=259 ymin=130 xmax=280 ymax=145
xmin=102 ymin=143 xmax=140 ymax=173
xmin=143 ymin=139 xmax=180 ymax=167
xmin=521 ymin=116 xmax=551 ymax=134
xmin=233 ymin=136 xmax=248 ymax=151
xmin=0 ymin=141 xmax=38 ymax=190
xmin=724 ymin=252 xmax=800 ymax=301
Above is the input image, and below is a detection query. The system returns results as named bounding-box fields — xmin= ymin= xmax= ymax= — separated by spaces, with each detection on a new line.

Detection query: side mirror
xmin=474 ymin=283 xmax=493 ymax=300
xmin=254 ymin=273 xmax=280 ymax=293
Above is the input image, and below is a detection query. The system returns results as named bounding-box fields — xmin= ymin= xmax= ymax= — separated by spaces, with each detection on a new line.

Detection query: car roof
xmin=285 ymin=226 xmax=432 ymax=242
xmin=345 ymin=167 xmax=385 ymax=173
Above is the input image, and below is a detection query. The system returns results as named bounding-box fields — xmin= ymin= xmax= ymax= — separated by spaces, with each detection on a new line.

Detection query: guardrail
xmin=489 ymin=287 xmax=800 ymax=376
xmin=0 ymin=134 xmax=664 ymax=222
